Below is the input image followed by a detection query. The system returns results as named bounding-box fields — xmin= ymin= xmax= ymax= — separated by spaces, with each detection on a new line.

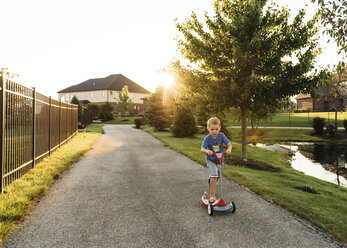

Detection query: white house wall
xmin=59 ymin=90 xmax=149 ymax=104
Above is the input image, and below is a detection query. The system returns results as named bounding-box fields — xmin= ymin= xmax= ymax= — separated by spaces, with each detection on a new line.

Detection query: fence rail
xmin=0 ymin=74 xmax=78 ymax=193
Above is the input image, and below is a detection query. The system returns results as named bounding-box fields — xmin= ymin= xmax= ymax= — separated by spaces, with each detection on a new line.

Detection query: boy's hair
xmin=207 ymin=117 xmax=221 ymax=128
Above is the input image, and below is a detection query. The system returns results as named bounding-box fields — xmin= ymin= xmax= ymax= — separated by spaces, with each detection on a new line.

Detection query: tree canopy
xmin=173 ymin=0 xmax=321 ymax=160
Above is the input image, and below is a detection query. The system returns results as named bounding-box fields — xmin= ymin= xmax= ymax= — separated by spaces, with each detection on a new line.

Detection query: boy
xmin=201 ymin=117 xmax=232 ymax=203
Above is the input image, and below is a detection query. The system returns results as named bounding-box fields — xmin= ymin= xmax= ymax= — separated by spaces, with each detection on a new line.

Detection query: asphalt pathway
xmin=4 ymin=125 xmax=345 ymax=248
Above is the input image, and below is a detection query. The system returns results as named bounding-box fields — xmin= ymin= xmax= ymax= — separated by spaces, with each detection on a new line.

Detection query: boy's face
xmin=208 ymin=124 xmax=221 ymax=138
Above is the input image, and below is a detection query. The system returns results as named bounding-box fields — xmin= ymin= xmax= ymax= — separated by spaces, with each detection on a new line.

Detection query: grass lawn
xmin=0 ymin=132 xmax=101 ymax=245
xmin=142 ymin=125 xmax=347 ymax=245
xmin=225 ymin=113 xmax=346 ymax=127
xmin=228 ymin=127 xmax=347 ymax=144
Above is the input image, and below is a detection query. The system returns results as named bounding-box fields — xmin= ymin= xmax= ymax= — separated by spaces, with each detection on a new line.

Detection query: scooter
xmin=202 ymin=152 xmax=236 ymax=216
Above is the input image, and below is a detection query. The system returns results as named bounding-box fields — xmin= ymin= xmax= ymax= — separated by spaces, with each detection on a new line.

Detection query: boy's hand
xmin=207 ymin=150 xmax=213 ymax=156
xmin=226 ymin=149 xmax=231 ymax=154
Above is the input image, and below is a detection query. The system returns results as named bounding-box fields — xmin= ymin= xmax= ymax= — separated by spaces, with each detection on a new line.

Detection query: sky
xmin=0 ymin=0 xmax=342 ymax=100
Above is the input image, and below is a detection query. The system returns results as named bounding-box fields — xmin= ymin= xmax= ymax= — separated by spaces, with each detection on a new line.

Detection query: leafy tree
xmin=99 ymin=102 xmax=114 ymax=121
xmin=87 ymin=103 xmax=100 ymax=119
xmin=174 ymin=0 xmax=321 ymax=160
xmin=70 ymin=95 xmax=82 ymax=121
xmin=144 ymin=86 xmax=171 ymax=131
xmin=311 ymin=0 xmax=346 ymax=54
xmin=117 ymin=85 xmax=132 ymax=116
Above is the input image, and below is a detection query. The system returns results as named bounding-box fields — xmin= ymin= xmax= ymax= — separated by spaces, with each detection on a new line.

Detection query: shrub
xmin=87 ymin=103 xmax=100 ymax=119
xmin=134 ymin=118 xmax=142 ymax=129
xmin=99 ymin=102 xmax=114 ymax=121
xmin=312 ymin=117 xmax=325 ymax=135
xmin=326 ymin=124 xmax=335 ymax=137
xmin=171 ymin=106 xmax=197 ymax=137
xmin=343 ymin=119 xmax=347 ymax=132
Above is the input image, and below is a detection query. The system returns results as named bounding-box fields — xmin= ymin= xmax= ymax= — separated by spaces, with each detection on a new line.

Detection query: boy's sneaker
xmin=209 ymin=196 xmax=216 ymax=203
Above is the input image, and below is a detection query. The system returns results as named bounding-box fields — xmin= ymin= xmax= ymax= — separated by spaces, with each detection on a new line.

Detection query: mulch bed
xmin=224 ymin=157 xmax=281 ymax=172
xmin=293 ymin=185 xmax=318 ymax=194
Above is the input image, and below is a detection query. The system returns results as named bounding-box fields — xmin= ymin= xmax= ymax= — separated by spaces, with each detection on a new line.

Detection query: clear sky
xmin=0 ymin=0 xmax=341 ymax=99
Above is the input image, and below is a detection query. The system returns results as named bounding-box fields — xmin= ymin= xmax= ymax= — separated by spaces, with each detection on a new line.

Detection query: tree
xmin=174 ymin=0 xmax=321 ymax=160
xmin=311 ymin=0 xmax=346 ymax=54
xmin=70 ymin=95 xmax=82 ymax=121
xmin=144 ymin=86 xmax=171 ymax=131
xmin=117 ymin=85 xmax=132 ymax=116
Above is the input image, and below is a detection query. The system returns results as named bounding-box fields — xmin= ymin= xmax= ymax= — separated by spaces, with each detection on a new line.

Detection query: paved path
xmin=4 ymin=125 xmax=345 ymax=248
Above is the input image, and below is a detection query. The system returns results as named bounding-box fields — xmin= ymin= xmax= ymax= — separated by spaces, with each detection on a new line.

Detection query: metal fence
xmin=0 ymin=74 xmax=78 ymax=193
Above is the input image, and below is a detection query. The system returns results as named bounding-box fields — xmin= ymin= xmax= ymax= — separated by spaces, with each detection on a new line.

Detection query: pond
xmin=253 ymin=142 xmax=347 ymax=188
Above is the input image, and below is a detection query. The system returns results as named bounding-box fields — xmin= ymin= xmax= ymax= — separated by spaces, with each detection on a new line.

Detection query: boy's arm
xmin=226 ymin=142 xmax=232 ymax=154
xmin=201 ymin=147 xmax=213 ymax=156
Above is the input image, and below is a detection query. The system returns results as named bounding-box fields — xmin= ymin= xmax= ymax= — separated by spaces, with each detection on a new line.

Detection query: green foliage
xmin=134 ymin=118 xmax=143 ymax=129
xmin=144 ymin=87 xmax=171 ymax=131
xmin=343 ymin=119 xmax=347 ymax=132
xmin=99 ymin=102 xmax=114 ymax=121
xmin=311 ymin=0 xmax=346 ymax=54
xmin=312 ymin=117 xmax=325 ymax=135
xmin=171 ymin=106 xmax=197 ymax=137
xmin=87 ymin=103 xmax=100 ymax=119
xmin=117 ymin=85 xmax=132 ymax=116
xmin=173 ymin=0 xmax=321 ymax=160
xmin=70 ymin=96 xmax=82 ymax=121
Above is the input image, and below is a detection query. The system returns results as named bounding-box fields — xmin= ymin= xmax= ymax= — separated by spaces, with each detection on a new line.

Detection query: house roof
xmin=295 ymin=94 xmax=311 ymax=100
xmin=58 ymin=74 xmax=151 ymax=94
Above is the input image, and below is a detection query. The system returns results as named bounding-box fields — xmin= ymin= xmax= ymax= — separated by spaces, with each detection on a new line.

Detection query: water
xmin=253 ymin=142 xmax=347 ymax=188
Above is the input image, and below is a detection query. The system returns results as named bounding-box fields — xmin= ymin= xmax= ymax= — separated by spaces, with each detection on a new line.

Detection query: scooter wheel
xmin=231 ymin=201 xmax=236 ymax=213
xmin=208 ymin=203 xmax=214 ymax=216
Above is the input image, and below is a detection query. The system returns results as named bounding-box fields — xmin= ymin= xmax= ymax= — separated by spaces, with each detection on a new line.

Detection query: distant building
xmin=296 ymin=69 xmax=347 ymax=112
xmin=58 ymin=74 xmax=151 ymax=114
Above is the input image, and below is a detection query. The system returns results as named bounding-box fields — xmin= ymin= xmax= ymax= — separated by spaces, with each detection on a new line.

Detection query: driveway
xmin=4 ymin=125 xmax=345 ymax=248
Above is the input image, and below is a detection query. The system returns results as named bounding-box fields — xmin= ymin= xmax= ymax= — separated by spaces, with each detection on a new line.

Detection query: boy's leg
xmin=206 ymin=160 xmax=219 ymax=201
xmin=210 ymin=177 xmax=218 ymax=198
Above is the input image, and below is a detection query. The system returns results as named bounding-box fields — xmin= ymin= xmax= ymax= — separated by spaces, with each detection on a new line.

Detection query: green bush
xmin=134 ymin=118 xmax=142 ymax=129
xmin=312 ymin=117 xmax=325 ymax=135
xmin=87 ymin=103 xmax=100 ymax=119
xmin=326 ymin=124 xmax=335 ymax=137
xmin=343 ymin=119 xmax=347 ymax=132
xmin=171 ymin=106 xmax=197 ymax=137
xmin=99 ymin=102 xmax=114 ymax=121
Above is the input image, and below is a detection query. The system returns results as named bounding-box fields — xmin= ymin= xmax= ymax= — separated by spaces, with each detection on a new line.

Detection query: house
xmin=296 ymin=69 xmax=347 ymax=112
xmin=58 ymin=74 xmax=151 ymax=114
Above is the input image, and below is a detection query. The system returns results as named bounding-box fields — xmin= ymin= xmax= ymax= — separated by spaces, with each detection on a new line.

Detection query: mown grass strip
xmin=142 ymin=126 xmax=347 ymax=245
xmin=0 ymin=132 xmax=101 ymax=245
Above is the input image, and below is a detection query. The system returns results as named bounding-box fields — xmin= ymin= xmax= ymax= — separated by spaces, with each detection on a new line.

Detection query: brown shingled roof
xmin=58 ymin=74 xmax=151 ymax=94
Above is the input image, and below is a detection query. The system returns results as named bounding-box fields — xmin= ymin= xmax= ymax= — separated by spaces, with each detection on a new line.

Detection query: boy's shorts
xmin=206 ymin=160 xmax=220 ymax=178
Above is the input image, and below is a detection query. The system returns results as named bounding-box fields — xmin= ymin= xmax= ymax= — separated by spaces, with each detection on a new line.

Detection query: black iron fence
xmin=0 ymin=74 xmax=78 ymax=193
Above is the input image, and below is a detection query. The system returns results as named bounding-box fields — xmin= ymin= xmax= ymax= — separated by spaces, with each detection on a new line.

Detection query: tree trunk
xmin=241 ymin=106 xmax=248 ymax=161
xmin=335 ymin=106 xmax=338 ymax=132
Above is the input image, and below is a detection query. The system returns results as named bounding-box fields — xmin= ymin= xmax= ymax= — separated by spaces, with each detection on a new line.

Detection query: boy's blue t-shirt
xmin=202 ymin=132 xmax=230 ymax=163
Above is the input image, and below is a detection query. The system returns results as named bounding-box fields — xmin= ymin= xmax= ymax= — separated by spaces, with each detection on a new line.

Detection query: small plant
xmin=134 ymin=118 xmax=142 ymax=129
xmin=326 ymin=124 xmax=335 ymax=137
xmin=312 ymin=117 xmax=325 ymax=135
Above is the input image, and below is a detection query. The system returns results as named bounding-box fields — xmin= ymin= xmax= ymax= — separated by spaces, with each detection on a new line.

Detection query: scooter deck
xmin=202 ymin=192 xmax=234 ymax=211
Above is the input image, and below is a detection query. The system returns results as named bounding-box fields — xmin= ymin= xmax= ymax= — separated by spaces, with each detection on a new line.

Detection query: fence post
xmin=32 ymin=87 xmax=36 ymax=168
xmin=59 ymin=100 xmax=61 ymax=148
xmin=0 ymin=74 xmax=5 ymax=193
xmin=49 ymin=96 xmax=52 ymax=156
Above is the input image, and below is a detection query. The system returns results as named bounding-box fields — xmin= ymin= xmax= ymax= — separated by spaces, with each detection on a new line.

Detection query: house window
xmin=103 ymin=91 xmax=105 ymax=97
xmin=90 ymin=92 xmax=93 ymax=97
